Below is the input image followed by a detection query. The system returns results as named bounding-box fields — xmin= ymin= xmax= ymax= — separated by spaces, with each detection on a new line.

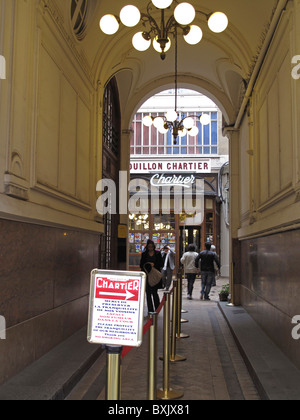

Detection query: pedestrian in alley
xmin=195 ymin=242 xmax=220 ymax=301
xmin=180 ymin=244 xmax=199 ymax=300
xmin=161 ymin=245 xmax=175 ymax=291
xmin=211 ymin=245 xmax=220 ymax=287
xmin=140 ymin=240 xmax=164 ymax=313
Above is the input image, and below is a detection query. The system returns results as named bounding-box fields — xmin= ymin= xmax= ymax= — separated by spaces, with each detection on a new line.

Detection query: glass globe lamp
xmin=208 ymin=12 xmax=228 ymax=33
xmin=132 ymin=32 xmax=151 ymax=51
xmin=174 ymin=3 xmax=196 ymax=26
xmin=151 ymin=0 xmax=173 ymax=9
xmin=166 ymin=110 xmax=178 ymax=122
xmin=184 ymin=25 xmax=203 ymax=45
xmin=120 ymin=5 xmax=141 ymax=27
xmin=100 ymin=15 xmax=119 ymax=35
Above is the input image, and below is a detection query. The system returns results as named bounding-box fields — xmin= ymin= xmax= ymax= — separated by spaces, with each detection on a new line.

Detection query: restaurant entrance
xmin=180 ymin=226 xmax=201 ymax=257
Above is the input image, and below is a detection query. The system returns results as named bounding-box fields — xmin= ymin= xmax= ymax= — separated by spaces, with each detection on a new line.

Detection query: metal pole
xmin=179 ymin=268 xmax=188 ymax=313
xmin=176 ymin=275 xmax=190 ymax=339
xmin=170 ymin=281 xmax=186 ymax=362
xmin=177 ymin=273 xmax=188 ymax=324
xmin=148 ymin=313 xmax=158 ymax=400
xmin=157 ymin=292 xmax=184 ymax=400
xmin=106 ymin=345 xmax=122 ymax=400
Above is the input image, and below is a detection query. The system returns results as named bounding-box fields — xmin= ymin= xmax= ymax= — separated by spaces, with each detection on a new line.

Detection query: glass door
xmin=180 ymin=226 xmax=201 ymax=256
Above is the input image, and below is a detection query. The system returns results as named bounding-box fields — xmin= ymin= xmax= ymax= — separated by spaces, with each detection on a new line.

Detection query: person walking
xmin=195 ymin=242 xmax=220 ymax=301
xmin=140 ymin=240 xmax=164 ymax=313
xmin=210 ymin=245 xmax=219 ymax=287
xmin=180 ymin=244 xmax=199 ymax=299
xmin=161 ymin=245 xmax=175 ymax=291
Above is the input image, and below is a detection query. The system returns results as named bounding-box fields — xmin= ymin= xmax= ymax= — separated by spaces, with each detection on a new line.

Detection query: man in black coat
xmin=195 ymin=242 xmax=220 ymax=300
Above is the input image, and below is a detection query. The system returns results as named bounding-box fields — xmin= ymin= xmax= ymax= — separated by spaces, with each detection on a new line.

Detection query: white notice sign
xmin=87 ymin=270 xmax=146 ymax=347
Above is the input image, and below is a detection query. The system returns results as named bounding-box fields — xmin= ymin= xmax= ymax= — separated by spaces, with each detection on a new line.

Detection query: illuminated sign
xmin=150 ymin=173 xmax=196 ymax=189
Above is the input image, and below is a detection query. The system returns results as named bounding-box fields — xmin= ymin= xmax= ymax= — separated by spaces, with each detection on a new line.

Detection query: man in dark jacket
xmin=195 ymin=242 xmax=220 ymax=300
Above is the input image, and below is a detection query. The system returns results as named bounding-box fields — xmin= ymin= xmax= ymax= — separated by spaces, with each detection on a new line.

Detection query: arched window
xmin=70 ymin=0 xmax=88 ymax=40
xmin=100 ymin=78 xmax=121 ymax=269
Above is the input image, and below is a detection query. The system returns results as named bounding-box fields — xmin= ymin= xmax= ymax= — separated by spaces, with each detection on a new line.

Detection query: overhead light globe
xmin=120 ymin=5 xmax=141 ymax=27
xmin=184 ymin=25 xmax=203 ymax=45
xmin=200 ymin=113 xmax=211 ymax=126
xmin=158 ymin=125 xmax=169 ymax=134
xmin=143 ymin=115 xmax=153 ymax=127
xmin=153 ymin=117 xmax=165 ymax=129
xmin=153 ymin=36 xmax=171 ymax=53
xmin=183 ymin=117 xmax=195 ymax=130
xmin=151 ymin=0 xmax=173 ymax=9
xmin=132 ymin=32 xmax=151 ymax=51
xmin=100 ymin=14 xmax=119 ymax=35
xmin=174 ymin=3 xmax=196 ymax=26
xmin=189 ymin=126 xmax=199 ymax=137
xmin=208 ymin=12 xmax=228 ymax=33
xmin=166 ymin=110 xmax=178 ymax=122
xmin=178 ymin=128 xmax=187 ymax=137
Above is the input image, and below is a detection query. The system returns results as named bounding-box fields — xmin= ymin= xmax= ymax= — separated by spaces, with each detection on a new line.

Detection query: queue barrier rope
xmin=121 ymin=293 xmax=167 ymax=359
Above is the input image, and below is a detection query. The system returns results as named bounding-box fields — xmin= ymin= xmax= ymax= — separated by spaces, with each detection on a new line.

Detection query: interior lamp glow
xmin=151 ymin=0 xmax=173 ymax=9
xmin=153 ymin=117 xmax=165 ymax=129
xmin=200 ymin=113 xmax=211 ymax=125
xmin=153 ymin=36 xmax=171 ymax=53
xmin=120 ymin=5 xmax=141 ymax=27
xmin=132 ymin=32 xmax=151 ymax=51
xmin=189 ymin=126 xmax=199 ymax=137
xmin=208 ymin=12 xmax=229 ymax=33
xmin=183 ymin=117 xmax=195 ymax=130
xmin=174 ymin=3 xmax=196 ymax=26
xmin=158 ymin=125 xmax=169 ymax=134
xmin=100 ymin=14 xmax=119 ymax=35
xmin=184 ymin=25 xmax=203 ymax=45
xmin=143 ymin=115 xmax=153 ymax=127
xmin=178 ymin=128 xmax=187 ymax=137
xmin=166 ymin=110 xmax=178 ymax=122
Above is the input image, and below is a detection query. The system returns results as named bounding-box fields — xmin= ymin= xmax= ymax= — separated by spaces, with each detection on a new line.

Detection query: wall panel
xmin=36 ymin=45 xmax=60 ymax=188
xmin=0 ymin=218 xmax=99 ymax=385
xmin=240 ymin=229 xmax=300 ymax=369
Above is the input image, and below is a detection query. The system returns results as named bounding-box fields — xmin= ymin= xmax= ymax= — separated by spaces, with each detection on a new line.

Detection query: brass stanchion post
xmin=179 ymin=268 xmax=188 ymax=314
xmin=106 ymin=345 xmax=122 ymax=400
xmin=148 ymin=312 xmax=158 ymax=400
xmin=176 ymin=274 xmax=190 ymax=339
xmin=177 ymin=272 xmax=188 ymax=324
xmin=170 ymin=281 xmax=186 ymax=362
xmin=157 ymin=292 xmax=184 ymax=400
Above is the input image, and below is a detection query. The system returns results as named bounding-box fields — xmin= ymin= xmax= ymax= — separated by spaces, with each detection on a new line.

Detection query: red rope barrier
xmin=121 ymin=292 xmax=168 ymax=359
xmin=156 ymin=294 xmax=166 ymax=315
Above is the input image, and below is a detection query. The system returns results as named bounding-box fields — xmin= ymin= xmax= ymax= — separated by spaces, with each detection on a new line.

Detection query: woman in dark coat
xmin=140 ymin=240 xmax=164 ymax=313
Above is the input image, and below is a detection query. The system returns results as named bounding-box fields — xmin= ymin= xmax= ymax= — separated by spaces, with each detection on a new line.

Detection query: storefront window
xmin=129 ymin=214 xmax=149 ymax=231
xmin=179 ymin=212 xmax=203 ymax=226
xmin=153 ymin=214 xmax=175 ymax=231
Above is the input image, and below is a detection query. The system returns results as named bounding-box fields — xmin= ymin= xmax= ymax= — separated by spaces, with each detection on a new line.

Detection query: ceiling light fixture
xmin=99 ymin=1 xmax=228 ymax=60
xmin=142 ymin=27 xmax=211 ymax=144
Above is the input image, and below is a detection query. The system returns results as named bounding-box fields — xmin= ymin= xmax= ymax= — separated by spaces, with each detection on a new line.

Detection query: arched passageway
xmin=0 ymin=0 xmax=300 ymax=394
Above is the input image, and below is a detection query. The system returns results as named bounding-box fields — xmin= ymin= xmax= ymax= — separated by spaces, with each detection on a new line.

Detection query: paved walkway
xmin=67 ymin=278 xmax=260 ymax=401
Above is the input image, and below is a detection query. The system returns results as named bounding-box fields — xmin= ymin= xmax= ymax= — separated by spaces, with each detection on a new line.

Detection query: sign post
xmin=87 ymin=269 xmax=146 ymax=400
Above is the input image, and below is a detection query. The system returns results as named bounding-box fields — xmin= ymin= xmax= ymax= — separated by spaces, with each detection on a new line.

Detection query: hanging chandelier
xmin=99 ymin=0 xmax=228 ymax=60
xmin=142 ymin=27 xmax=211 ymax=144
